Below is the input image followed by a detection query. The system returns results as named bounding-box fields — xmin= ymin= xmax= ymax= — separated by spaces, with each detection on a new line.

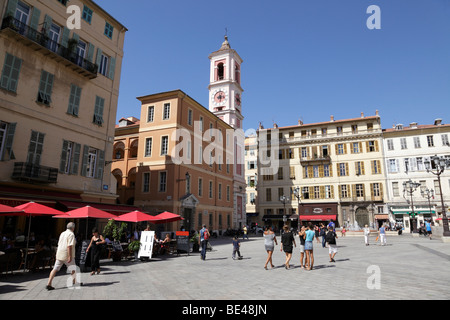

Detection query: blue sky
xmin=97 ymin=0 xmax=450 ymax=131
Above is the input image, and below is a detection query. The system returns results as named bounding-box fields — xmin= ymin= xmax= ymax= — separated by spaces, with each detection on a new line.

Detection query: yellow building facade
xmin=257 ymin=112 xmax=387 ymax=230
xmin=0 ymin=0 xmax=127 ymax=237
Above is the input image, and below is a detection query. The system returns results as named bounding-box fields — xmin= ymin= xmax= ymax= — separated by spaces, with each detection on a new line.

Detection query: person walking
xmin=304 ymin=223 xmax=315 ymax=270
xmin=363 ymin=224 xmax=371 ymax=246
xmin=46 ymin=222 xmax=81 ymax=290
xmin=280 ymin=225 xmax=296 ymax=269
xmin=379 ymin=224 xmax=387 ymax=246
xmin=199 ymin=224 xmax=210 ymax=261
xmin=298 ymin=225 xmax=306 ymax=268
xmin=319 ymin=223 xmax=327 ymax=248
xmin=242 ymin=225 xmax=249 ymax=240
xmin=86 ymin=228 xmax=106 ymax=276
xmin=326 ymin=226 xmax=338 ymax=262
xmin=425 ymin=220 xmax=432 ymax=240
xmin=314 ymin=225 xmax=320 ymax=243
xmin=263 ymin=226 xmax=277 ymax=270
xmin=232 ymin=236 xmax=243 ymax=260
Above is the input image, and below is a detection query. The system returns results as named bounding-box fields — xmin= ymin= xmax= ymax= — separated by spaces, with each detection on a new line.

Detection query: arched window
xmin=217 ymin=63 xmax=224 ymax=80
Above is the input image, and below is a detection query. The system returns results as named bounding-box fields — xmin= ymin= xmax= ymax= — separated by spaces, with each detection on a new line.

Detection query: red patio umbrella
xmin=0 ymin=204 xmax=23 ymax=214
xmin=113 ymin=210 xmax=160 ymax=223
xmin=54 ymin=205 xmax=118 ymax=240
xmin=55 ymin=205 xmax=117 ymax=219
xmin=13 ymin=202 xmax=65 ymax=272
xmin=153 ymin=211 xmax=184 ymax=224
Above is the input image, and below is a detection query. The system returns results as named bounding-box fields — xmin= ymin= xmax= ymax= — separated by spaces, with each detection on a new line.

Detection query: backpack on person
xmin=202 ymin=228 xmax=210 ymax=240
xmin=326 ymin=231 xmax=336 ymax=245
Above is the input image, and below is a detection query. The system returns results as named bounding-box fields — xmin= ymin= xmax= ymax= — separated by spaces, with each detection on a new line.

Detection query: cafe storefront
xmin=298 ymin=203 xmax=338 ymax=227
xmin=390 ymin=205 xmax=436 ymax=233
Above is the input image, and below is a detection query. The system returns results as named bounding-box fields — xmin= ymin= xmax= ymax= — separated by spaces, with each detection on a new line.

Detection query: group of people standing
xmin=263 ymin=222 xmax=338 ymax=271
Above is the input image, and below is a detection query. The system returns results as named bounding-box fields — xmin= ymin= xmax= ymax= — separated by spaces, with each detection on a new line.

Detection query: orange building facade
xmin=112 ymin=90 xmax=235 ymax=233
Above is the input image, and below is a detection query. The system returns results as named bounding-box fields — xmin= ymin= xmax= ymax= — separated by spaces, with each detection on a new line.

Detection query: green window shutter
xmin=95 ymin=150 xmax=105 ymax=179
xmin=37 ymin=70 xmax=54 ymax=105
xmin=95 ymin=48 xmax=103 ymax=67
xmin=93 ymin=96 xmax=105 ymax=125
xmin=1 ymin=53 xmax=22 ymax=93
xmin=6 ymin=0 xmax=18 ymax=17
xmin=61 ymin=27 xmax=70 ymax=48
xmin=29 ymin=7 xmax=41 ymax=36
xmin=80 ymin=145 xmax=89 ymax=177
xmin=67 ymin=84 xmax=82 ymax=116
xmin=108 ymin=57 xmax=116 ymax=80
xmin=43 ymin=15 xmax=52 ymax=37
xmin=71 ymin=33 xmax=80 ymax=53
xmin=27 ymin=131 xmax=45 ymax=166
xmin=59 ymin=140 xmax=69 ymax=173
xmin=86 ymin=43 xmax=95 ymax=62
xmin=71 ymin=143 xmax=81 ymax=175
xmin=2 ymin=122 xmax=16 ymax=161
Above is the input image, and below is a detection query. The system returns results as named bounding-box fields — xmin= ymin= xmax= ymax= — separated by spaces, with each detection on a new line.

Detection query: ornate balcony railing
xmin=1 ymin=16 xmax=98 ymax=78
xmin=12 ymin=162 xmax=58 ymax=184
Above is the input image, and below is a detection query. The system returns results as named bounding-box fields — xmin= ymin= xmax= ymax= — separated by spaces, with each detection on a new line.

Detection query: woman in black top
xmin=280 ymin=225 xmax=296 ymax=269
xmin=86 ymin=228 xmax=106 ymax=275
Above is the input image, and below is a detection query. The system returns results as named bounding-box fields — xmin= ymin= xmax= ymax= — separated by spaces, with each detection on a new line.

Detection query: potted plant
xmin=103 ymin=220 xmax=127 ymax=261
xmin=190 ymin=232 xmax=199 ymax=253
xmin=128 ymin=240 xmax=141 ymax=260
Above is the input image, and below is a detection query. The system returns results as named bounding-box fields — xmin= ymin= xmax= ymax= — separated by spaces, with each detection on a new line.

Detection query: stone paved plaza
xmin=1 ymin=233 xmax=450 ymax=301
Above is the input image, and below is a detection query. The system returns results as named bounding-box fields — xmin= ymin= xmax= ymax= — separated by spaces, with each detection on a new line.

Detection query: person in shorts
xmin=304 ymin=223 xmax=315 ymax=270
xmin=298 ymin=225 xmax=306 ymax=268
xmin=326 ymin=226 xmax=338 ymax=262
xmin=425 ymin=220 xmax=432 ymax=240
xmin=46 ymin=222 xmax=81 ymax=290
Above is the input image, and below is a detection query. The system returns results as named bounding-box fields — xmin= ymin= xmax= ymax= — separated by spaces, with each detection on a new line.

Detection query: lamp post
xmin=421 ymin=188 xmax=435 ymax=221
xmin=280 ymin=195 xmax=289 ymax=232
xmin=293 ymin=187 xmax=303 ymax=228
xmin=424 ymin=155 xmax=450 ymax=236
xmin=402 ymin=179 xmax=421 ymax=233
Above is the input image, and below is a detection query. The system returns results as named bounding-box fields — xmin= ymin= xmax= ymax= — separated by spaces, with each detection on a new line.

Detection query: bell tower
xmin=208 ymin=36 xmax=244 ymax=130
xmin=208 ymin=36 xmax=246 ymax=228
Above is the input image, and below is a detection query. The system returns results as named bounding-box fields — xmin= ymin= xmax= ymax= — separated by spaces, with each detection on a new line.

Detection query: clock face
xmin=212 ymin=89 xmax=228 ymax=106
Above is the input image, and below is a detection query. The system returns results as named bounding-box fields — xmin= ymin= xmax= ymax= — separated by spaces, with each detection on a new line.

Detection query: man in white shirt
xmin=46 ymin=222 xmax=81 ymax=290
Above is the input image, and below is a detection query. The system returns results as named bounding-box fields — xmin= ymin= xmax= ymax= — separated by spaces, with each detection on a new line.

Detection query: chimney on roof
xmin=375 ymin=110 xmax=379 ymax=117
xmin=361 ymin=112 xmax=364 ymax=118
xmin=273 ymin=123 xmax=278 ymax=129
xmin=330 ymin=115 xmax=334 ymax=122
xmin=434 ymin=118 xmax=443 ymax=126
xmin=410 ymin=122 xmax=418 ymax=129
xmin=298 ymin=120 xmax=303 ymax=126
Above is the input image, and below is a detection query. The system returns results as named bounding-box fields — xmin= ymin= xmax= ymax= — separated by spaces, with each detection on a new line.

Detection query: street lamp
xmin=424 ymin=155 xmax=450 ymax=236
xmin=280 ymin=195 xmax=289 ymax=230
xmin=421 ymin=188 xmax=435 ymax=222
xmin=402 ymin=179 xmax=421 ymax=233
xmin=293 ymin=187 xmax=302 ymax=228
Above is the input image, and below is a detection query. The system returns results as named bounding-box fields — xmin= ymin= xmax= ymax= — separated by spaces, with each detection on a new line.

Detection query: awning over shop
xmin=299 ymin=215 xmax=336 ymax=221
xmin=262 ymin=215 xmax=284 ymax=221
xmin=392 ymin=211 xmax=435 ymax=215
xmin=246 ymin=212 xmax=259 ymax=217
xmin=58 ymin=201 xmax=140 ymax=216
xmin=375 ymin=215 xmax=389 ymax=220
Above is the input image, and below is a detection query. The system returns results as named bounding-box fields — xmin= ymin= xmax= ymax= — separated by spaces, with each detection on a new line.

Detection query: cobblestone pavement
xmin=1 ymin=233 xmax=449 ymax=300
